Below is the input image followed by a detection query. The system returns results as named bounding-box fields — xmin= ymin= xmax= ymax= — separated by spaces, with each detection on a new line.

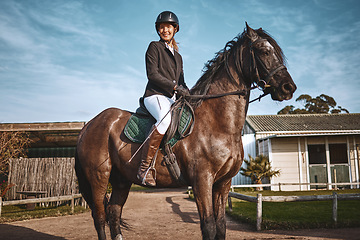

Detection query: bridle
xmin=187 ymin=35 xmax=287 ymax=103
xmin=248 ymin=37 xmax=286 ymax=91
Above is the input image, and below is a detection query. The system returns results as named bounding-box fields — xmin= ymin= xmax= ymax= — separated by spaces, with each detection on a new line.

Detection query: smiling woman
xmin=137 ymin=11 xmax=190 ymax=186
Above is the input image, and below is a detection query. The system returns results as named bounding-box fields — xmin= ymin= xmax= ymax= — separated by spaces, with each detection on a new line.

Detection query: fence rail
xmin=228 ymin=191 xmax=360 ymax=231
xmin=231 ymin=182 xmax=360 ymax=191
xmin=0 ymin=194 xmax=83 ymax=217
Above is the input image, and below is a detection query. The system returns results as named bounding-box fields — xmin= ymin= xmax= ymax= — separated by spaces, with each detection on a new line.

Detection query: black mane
xmin=190 ymin=28 xmax=286 ymax=107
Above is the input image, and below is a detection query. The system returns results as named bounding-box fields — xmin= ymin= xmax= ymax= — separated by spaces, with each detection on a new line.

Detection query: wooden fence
xmin=228 ymin=191 xmax=360 ymax=231
xmin=0 ymin=194 xmax=83 ymax=217
xmin=231 ymin=182 xmax=360 ymax=191
xmin=6 ymin=157 xmax=78 ymax=200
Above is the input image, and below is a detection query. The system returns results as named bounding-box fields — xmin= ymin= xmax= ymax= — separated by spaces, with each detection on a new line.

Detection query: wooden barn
xmin=232 ymin=113 xmax=360 ymax=191
xmin=0 ymin=122 xmax=85 ymax=200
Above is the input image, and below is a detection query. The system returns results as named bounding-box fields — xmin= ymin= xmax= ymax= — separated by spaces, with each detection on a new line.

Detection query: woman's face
xmin=158 ymin=23 xmax=176 ymax=42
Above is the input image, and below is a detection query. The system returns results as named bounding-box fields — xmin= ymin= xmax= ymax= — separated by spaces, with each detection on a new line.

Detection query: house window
xmin=308 ymin=143 xmax=350 ymax=187
xmin=308 ymin=144 xmax=326 ymax=164
xmin=329 ymin=143 xmax=348 ymax=164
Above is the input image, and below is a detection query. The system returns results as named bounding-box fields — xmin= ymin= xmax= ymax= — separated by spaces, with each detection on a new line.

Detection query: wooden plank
xmin=228 ymin=192 xmax=360 ymax=203
xmin=262 ymin=194 xmax=333 ymax=202
xmin=337 ymin=193 xmax=360 ymax=200
xmin=2 ymin=194 xmax=82 ymax=206
xmin=228 ymin=192 xmax=257 ymax=203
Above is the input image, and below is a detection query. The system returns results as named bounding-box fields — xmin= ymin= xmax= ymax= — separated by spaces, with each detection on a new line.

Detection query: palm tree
xmin=240 ymin=154 xmax=280 ymax=190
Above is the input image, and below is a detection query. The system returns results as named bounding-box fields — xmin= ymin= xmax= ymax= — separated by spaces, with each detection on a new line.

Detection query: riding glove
xmin=175 ymin=85 xmax=190 ymax=97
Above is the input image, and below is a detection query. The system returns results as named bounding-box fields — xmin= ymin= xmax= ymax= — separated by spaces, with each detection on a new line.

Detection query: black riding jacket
xmin=143 ymin=40 xmax=188 ymax=98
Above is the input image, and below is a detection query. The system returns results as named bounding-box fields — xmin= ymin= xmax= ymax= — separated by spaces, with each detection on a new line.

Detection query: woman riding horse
xmin=75 ymin=21 xmax=296 ymax=240
xmin=138 ymin=11 xmax=190 ymax=186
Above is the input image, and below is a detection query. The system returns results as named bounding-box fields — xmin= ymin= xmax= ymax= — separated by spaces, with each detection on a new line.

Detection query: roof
xmin=246 ymin=113 xmax=360 ymax=139
xmin=0 ymin=122 xmax=86 ymax=148
xmin=0 ymin=122 xmax=86 ymax=131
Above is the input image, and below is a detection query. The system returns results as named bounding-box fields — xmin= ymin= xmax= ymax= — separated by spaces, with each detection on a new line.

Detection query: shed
xmin=232 ymin=113 xmax=360 ymax=191
xmin=0 ymin=122 xmax=85 ymax=199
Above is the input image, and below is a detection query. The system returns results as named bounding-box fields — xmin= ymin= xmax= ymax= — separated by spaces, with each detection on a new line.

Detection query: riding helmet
xmin=155 ymin=11 xmax=179 ymax=32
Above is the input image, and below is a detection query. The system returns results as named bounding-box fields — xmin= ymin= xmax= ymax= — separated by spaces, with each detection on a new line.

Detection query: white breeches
xmin=144 ymin=94 xmax=175 ymax=134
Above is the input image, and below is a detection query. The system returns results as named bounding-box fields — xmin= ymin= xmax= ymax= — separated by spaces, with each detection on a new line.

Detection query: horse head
xmin=246 ymin=23 xmax=296 ymax=101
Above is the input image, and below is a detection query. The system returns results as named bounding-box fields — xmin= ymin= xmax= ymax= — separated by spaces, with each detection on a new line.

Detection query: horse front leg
xmin=193 ymin=176 xmax=216 ymax=240
xmin=212 ymin=179 xmax=232 ymax=240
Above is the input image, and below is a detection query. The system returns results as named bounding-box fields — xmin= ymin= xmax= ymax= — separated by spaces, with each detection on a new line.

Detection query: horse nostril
xmin=282 ymin=83 xmax=296 ymax=93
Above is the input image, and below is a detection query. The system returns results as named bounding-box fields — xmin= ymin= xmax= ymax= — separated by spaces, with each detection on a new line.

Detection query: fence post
xmin=228 ymin=196 xmax=233 ymax=212
xmin=71 ymin=195 xmax=75 ymax=214
xmin=332 ymin=192 xmax=338 ymax=225
xmin=278 ymin=183 xmax=282 ymax=191
xmin=256 ymin=194 xmax=262 ymax=231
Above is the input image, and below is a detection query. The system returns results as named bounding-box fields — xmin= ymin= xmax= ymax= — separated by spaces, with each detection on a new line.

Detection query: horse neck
xmin=196 ymin=66 xmax=250 ymax=135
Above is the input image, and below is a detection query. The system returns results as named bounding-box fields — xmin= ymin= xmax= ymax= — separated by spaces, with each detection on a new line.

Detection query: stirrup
xmin=138 ymin=167 xmax=156 ymax=186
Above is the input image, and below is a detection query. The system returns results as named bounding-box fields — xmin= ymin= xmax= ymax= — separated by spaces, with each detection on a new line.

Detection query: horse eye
xmin=262 ymin=49 xmax=270 ymax=56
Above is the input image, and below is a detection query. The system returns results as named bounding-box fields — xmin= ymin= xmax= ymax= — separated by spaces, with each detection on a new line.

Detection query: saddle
xmin=124 ymin=97 xmax=194 ymax=183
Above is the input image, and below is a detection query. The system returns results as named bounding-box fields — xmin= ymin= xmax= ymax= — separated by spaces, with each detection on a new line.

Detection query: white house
xmin=232 ymin=113 xmax=360 ymax=191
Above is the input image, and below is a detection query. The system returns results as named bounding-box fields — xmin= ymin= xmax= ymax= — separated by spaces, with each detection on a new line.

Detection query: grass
xmin=0 ymin=204 xmax=88 ymax=223
xmin=227 ymin=188 xmax=360 ymax=230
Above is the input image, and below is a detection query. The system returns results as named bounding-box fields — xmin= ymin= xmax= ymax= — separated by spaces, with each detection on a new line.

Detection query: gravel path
xmin=1 ymin=188 xmax=359 ymax=239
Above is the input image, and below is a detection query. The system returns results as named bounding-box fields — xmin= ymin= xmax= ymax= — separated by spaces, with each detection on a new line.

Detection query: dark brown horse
xmin=75 ymin=23 xmax=296 ymax=240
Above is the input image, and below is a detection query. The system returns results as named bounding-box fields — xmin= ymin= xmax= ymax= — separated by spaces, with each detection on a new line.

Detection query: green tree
xmin=0 ymin=131 xmax=31 ymax=196
xmin=240 ymin=154 xmax=280 ymax=189
xmin=278 ymin=94 xmax=349 ymax=114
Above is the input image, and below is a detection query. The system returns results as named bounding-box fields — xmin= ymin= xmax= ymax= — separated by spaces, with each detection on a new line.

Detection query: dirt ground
xmin=0 ymin=188 xmax=359 ymax=240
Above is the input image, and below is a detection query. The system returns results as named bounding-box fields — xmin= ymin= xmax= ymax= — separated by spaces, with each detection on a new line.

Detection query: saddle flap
xmin=124 ymin=114 xmax=155 ymax=143
xmin=124 ymin=99 xmax=194 ymax=147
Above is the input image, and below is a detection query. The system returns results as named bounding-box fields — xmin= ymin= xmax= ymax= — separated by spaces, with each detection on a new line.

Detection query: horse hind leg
xmin=90 ymin=188 xmax=108 ymax=240
xmin=75 ymin=151 xmax=109 ymax=240
xmin=107 ymin=170 xmax=132 ymax=240
xmin=86 ymin=163 xmax=112 ymax=240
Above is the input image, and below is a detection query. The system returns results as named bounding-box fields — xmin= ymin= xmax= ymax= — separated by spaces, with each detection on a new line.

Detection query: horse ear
xmin=245 ymin=22 xmax=258 ymax=42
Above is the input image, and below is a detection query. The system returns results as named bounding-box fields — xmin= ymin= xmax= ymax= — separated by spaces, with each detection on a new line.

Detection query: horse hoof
xmin=113 ymin=234 xmax=123 ymax=240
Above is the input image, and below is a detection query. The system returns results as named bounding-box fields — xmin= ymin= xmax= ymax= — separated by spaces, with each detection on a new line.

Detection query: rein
xmin=185 ymin=88 xmax=269 ymax=103
xmin=186 ymin=90 xmax=246 ymax=100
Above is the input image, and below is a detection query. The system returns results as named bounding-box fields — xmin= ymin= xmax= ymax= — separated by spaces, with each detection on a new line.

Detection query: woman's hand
xmin=175 ymin=85 xmax=190 ymax=97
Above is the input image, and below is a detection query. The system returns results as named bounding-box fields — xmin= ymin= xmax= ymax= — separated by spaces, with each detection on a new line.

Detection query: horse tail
xmin=74 ymin=148 xmax=94 ymax=209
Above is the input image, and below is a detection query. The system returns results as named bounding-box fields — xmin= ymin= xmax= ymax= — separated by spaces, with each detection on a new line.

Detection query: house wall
xmin=231 ymin=133 xmax=255 ymax=185
xmin=270 ymin=137 xmax=301 ymax=191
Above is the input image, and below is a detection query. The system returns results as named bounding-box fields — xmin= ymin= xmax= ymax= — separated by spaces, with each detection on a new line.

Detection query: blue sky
xmin=1 ymin=0 xmax=359 ymax=123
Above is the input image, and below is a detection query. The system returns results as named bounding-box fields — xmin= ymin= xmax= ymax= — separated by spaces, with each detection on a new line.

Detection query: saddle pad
xmin=124 ymin=105 xmax=193 ymax=147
